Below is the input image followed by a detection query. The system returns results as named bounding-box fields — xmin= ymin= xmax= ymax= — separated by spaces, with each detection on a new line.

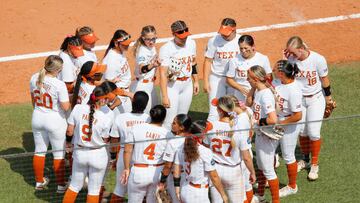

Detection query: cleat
xmin=56 ymin=185 xmax=67 ymax=194
xmin=308 ymin=165 xmax=319 ymax=180
xmin=252 ymin=194 xmax=266 ymax=203
xmin=35 ymin=177 xmax=50 ymax=190
xmin=297 ymin=160 xmax=310 ymax=172
xmin=279 ymin=185 xmax=298 ymax=197
xmin=275 ymin=154 xmax=280 ymax=168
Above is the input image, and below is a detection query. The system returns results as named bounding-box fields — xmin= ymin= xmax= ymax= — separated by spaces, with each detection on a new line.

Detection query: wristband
xmin=110 ymin=152 xmax=117 ymax=160
xmin=173 ymin=177 xmax=181 ymax=187
xmin=259 ymin=118 xmax=268 ymax=126
xmin=160 ymin=172 xmax=169 ymax=183
xmin=191 ymin=64 xmax=198 ymax=74
xmin=141 ymin=65 xmax=151 ymax=73
xmin=66 ymin=135 xmax=73 ymax=143
xmin=323 ymin=86 xmax=331 ymax=96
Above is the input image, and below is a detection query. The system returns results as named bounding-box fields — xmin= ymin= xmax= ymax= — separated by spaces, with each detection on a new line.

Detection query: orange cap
xmin=81 ymin=33 xmax=99 ymax=44
xmin=87 ymin=63 xmax=107 ymax=77
xmin=68 ymin=44 xmax=84 ymax=58
xmin=218 ymin=25 xmax=235 ymax=36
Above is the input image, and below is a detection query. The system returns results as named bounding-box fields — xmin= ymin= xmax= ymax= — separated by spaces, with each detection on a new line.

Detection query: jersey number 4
xmin=211 ymin=138 xmax=232 ymax=157
xmin=33 ymin=90 xmax=53 ymax=109
xmin=144 ymin=143 xmax=156 ymax=160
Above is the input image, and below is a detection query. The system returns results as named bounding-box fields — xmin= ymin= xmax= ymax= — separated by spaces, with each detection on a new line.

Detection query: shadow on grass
xmin=188 ymin=110 xmax=208 ymax=121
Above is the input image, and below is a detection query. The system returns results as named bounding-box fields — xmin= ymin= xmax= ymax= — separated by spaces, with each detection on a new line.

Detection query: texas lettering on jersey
xmin=216 ymin=51 xmax=239 ymax=59
xmin=236 ymin=69 xmax=247 ymax=78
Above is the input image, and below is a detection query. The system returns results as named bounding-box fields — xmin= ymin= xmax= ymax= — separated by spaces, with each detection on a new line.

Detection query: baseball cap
xmin=171 ymin=20 xmax=190 ymax=39
xmin=218 ymin=25 xmax=236 ymax=37
xmin=68 ymin=44 xmax=84 ymax=58
xmin=81 ymin=32 xmax=99 ymax=44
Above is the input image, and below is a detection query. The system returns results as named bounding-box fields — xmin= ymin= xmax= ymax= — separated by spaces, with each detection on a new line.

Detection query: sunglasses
xmin=175 ymin=27 xmax=189 ymax=34
xmin=117 ymin=35 xmax=131 ymax=42
xmin=143 ymin=37 xmax=157 ymax=43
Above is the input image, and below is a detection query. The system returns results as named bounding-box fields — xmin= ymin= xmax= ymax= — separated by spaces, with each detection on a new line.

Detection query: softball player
xmin=203 ymin=18 xmax=240 ymax=122
xmin=75 ymin=26 xmax=99 ymax=66
xmin=121 ymin=105 xmax=172 ymax=203
xmin=272 ymin=60 xmax=303 ymax=197
xmin=246 ymin=65 xmax=279 ymax=203
xmin=159 ymin=20 xmax=199 ymax=130
xmin=204 ymin=96 xmax=255 ymax=203
xmin=228 ymin=95 xmax=257 ymax=203
xmin=284 ymin=36 xmax=335 ymax=180
xmin=58 ymin=36 xmax=84 ymax=93
xmin=160 ymin=114 xmax=192 ymax=203
xmin=103 ymin=29 xmax=133 ymax=113
xmin=172 ymin=120 xmax=229 ymax=203
xmin=71 ymin=61 xmax=106 ymax=108
xmin=30 ymin=55 xmax=70 ymax=193
xmin=226 ymin=35 xmax=272 ymax=102
xmin=62 ymin=86 xmax=114 ymax=203
xmin=131 ymin=25 xmax=161 ymax=113
xmin=109 ymin=91 xmax=150 ymax=203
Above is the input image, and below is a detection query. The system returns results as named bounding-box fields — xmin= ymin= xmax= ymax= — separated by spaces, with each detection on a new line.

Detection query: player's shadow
xmin=188 ymin=110 xmax=208 ymax=121
xmin=0 ymin=132 xmax=87 ymax=202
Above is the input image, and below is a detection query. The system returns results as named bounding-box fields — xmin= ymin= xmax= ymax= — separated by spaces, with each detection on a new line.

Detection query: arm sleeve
xmin=58 ymin=82 xmax=70 ymax=102
xmin=136 ymin=47 xmax=147 ymax=65
xmin=226 ymin=59 xmax=237 ymax=77
xmin=202 ymin=148 xmax=216 ymax=172
xmin=204 ymin=37 xmax=216 ymax=59
xmin=290 ymin=91 xmax=303 ymax=113
xmin=174 ymin=150 xmax=181 ymax=165
xmin=261 ymin=91 xmax=276 ymax=115
xmin=159 ymin=45 xmax=170 ymax=67
xmin=124 ymin=127 xmax=135 ymax=143
xmin=110 ymin=119 xmax=120 ymax=138
xmin=67 ymin=105 xmax=78 ymax=125
xmin=316 ymin=55 xmax=329 ymax=77
xmin=233 ymin=132 xmax=251 ymax=151
xmin=163 ymin=140 xmax=176 ymax=162
xmin=59 ymin=61 xmax=76 ymax=82
xmin=263 ymin=56 xmax=273 ymax=74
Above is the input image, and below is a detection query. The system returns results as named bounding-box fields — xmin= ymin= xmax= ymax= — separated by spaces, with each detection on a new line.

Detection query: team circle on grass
xmin=29 ymin=18 xmax=336 ymax=203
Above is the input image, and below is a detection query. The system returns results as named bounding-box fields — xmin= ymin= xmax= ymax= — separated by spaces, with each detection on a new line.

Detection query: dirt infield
xmin=0 ymin=0 xmax=359 ymax=104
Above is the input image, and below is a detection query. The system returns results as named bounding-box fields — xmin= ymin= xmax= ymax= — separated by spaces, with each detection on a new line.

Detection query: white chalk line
xmin=1 ymin=12 xmax=359 ymax=63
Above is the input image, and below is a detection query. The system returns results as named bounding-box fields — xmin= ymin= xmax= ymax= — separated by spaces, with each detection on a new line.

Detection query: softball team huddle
xmin=30 ymin=18 xmax=335 ymax=203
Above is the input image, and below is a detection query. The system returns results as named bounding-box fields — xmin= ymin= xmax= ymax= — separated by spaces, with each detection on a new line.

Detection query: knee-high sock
xmin=62 ymin=188 xmax=78 ymax=203
xmin=311 ymin=139 xmax=321 ymax=165
xmin=53 ymin=159 xmax=65 ymax=185
xmin=286 ymin=162 xmax=298 ymax=189
xmin=33 ymin=155 xmax=45 ymax=183
xmin=268 ymin=178 xmax=280 ymax=203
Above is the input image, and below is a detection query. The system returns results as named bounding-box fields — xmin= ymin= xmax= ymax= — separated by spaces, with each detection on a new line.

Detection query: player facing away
xmin=159 ymin=114 xmax=192 ymax=203
xmin=172 ymin=120 xmax=229 ymax=203
xmin=62 ymin=86 xmax=115 ymax=203
xmin=30 ymin=55 xmax=70 ymax=193
xmin=204 ymin=96 xmax=255 ymax=203
xmin=103 ymin=29 xmax=133 ymax=113
xmin=284 ymin=36 xmax=336 ymax=181
xmin=131 ymin=25 xmax=161 ymax=113
xmin=272 ymin=60 xmax=303 ymax=197
xmin=226 ymin=34 xmax=272 ymax=103
xmin=246 ymin=65 xmax=280 ymax=203
xmin=109 ymin=91 xmax=150 ymax=203
xmin=203 ymin=18 xmax=240 ymax=122
xmin=159 ymin=20 xmax=199 ymax=130
xmin=121 ymin=105 xmax=172 ymax=203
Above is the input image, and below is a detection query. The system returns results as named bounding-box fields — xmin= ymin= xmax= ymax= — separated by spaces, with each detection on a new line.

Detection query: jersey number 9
xmin=81 ymin=124 xmax=91 ymax=142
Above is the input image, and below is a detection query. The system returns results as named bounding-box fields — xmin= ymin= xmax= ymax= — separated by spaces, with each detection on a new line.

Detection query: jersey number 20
xmin=33 ymin=90 xmax=53 ymax=109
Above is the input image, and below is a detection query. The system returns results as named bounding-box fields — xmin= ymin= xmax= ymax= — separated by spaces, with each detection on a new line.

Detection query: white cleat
xmin=35 ymin=177 xmax=50 ymax=190
xmin=56 ymin=185 xmax=67 ymax=194
xmin=279 ymin=185 xmax=298 ymax=197
xmin=308 ymin=165 xmax=319 ymax=180
xmin=275 ymin=154 xmax=280 ymax=168
xmin=297 ymin=160 xmax=310 ymax=172
xmin=252 ymin=194 xmax=266 ymax=203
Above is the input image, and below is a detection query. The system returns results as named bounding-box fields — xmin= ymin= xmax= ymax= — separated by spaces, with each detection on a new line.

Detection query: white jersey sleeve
xmin=204 ymin=37 xmax=216 ymax=59
xmin=58 ymin=51 xmax=78 ymax=83
xmin=67 ymin=104 xmax=79 ymax=126
xmin=261 ymin=90 xmax=276 ymax=115
xmin=316 ymin=54 xmax=328 ymax=77
xmin=262 ymin=55 xmax=272 ymax=74
xmin=201 ymin=146 xmax=216 ymax=172
xmin=226 ymin=58 xmax=237 ymax=78
xmin=159 ymin=45 xmax=171 ymax=67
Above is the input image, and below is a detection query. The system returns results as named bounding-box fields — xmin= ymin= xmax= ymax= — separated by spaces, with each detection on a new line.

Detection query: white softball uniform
xmin=67 ymin=104 xmax=114 ymax=195
xmin=252 ymin=88 xmax=278 ymax=180
xmin=30 ymin=73 xmax=69 ymax=159
xmin=226 ymin=52 xmax=272 ymax=102
xmin=274 ymin=80 xmax=302 ymax=164
xmin=205 ymin=34 xmax=240 ymax=121
xmin=103 ymin=49 xmax=132 ymax=113
xmin=163 ymin=135 xmax=186 ymax=203
xmin=159 ymin=38 xmax=196 ymax=130
xmin=174 ymin=144 xmax=216 ymax=203
xmin=131 ymin=45 xmax=159 ymax=113
xmin=110 ymin=112 xmax=150 ymax=197
xmin=204 ymin=121 xmax=245 ymax=203
xmin=76 ymin=49 xmax=98 ymax=68
xmin=58 ymin=51 xmax=79 ymax=83
xmin=77 ymin=82 xmax=96 ymax=105
xmin=125 ymin=123 xmax=171 ymax=203
xmin=233 ymin=109 xmax=254 ymax=192
xmin=292 ymin=51 xmax=328 ymax=140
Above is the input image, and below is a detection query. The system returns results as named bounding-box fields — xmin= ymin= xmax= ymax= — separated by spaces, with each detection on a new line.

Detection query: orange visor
xmin=112 ymin=88 xmax=125 ymax=96
xmin=87 ymin=63 xmax=107 ymax=77
xmin=218 ymin=25 xmax=236 ymax=36
xmin=68 ymin=44 xmax=84 ymax=58
xmin=81 ymin=33 xmax=99 ymax=44
xmin=116 ymin=35 xmax=132 ymax=46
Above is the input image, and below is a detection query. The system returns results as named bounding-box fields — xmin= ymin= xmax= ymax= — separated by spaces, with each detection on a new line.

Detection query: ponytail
xmin=88 ymin=93 xmax=96 ymax=137
xmin=71 ymin=61 xmax=94 ymax=108
xmin=104 ymin=29 xmax=129 ymax=58
xmin=184 ymin=137 xmax=199 ymax=162
xmin=36 ymin=55 xmax=63 ymax=89
xmin=60 ymin=36 xmax=82 ymax=51
xmin=36 ymin=68 xmax=47 ymax=89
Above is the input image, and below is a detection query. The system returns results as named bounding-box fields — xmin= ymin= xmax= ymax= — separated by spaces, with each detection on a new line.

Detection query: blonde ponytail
xmin=36 ymin=68 xmax=46 ymax=89
xmin=36 ymin=55 xmax=63 ymax=90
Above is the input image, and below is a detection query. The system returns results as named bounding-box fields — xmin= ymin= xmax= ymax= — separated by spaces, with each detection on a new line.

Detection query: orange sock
xmin=246 ymin=190 xmax=254 ymax=203
xmin=110 ymin=193 xmax=124 ymax=203
xmin=287 ymin=162 xmax=298 ymax=189
xmin=87 ymin=194 xmax=99 ymax=203
xmin=268 ymin=178 xmax=280 ymax=203
xmin=62 ymin=188 xmax=78 ymax=203
xmin=299 ymin=136 xmax=310 ymax=156
xmin=53 ymin=159 xmax=65 ymax=185
xmin=256 ymin=170 xmax=266 ymax=196
xmin=33 ymin=155 xmax=45 ymax=183
xmin=311 ymin=139 xmax=321 ymax=165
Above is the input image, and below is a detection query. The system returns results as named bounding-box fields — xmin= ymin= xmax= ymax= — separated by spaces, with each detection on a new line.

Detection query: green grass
xmin=0 ymin=62 xmax=360 ymax=202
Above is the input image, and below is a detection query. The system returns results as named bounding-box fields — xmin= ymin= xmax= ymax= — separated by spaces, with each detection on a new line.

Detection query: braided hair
xmin=86 ymin=86 xmax=107 ymax=137
xmin=60 ymin=36 xmax=82 ymax=52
